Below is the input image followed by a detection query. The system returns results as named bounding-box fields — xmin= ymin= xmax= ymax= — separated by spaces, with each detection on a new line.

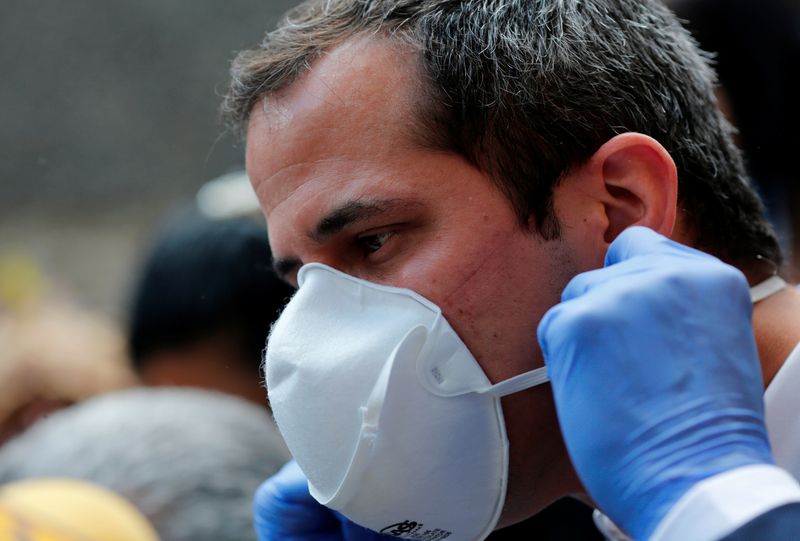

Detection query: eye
xmin=357 ymin=231 xmax=394 ymax=255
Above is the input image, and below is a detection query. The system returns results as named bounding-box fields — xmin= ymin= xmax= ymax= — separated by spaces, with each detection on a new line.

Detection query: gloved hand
xmin=537 ymin=227 xmax=774 ymax=540
xmin=254 ymin=460 xmax=394 ymax=541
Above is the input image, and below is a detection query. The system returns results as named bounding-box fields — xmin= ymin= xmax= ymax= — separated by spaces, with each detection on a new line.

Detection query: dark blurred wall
xmin=0 ymin=1 xmax=296 ymax=316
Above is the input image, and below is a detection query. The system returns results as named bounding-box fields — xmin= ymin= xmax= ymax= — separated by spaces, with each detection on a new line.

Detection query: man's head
xmin=224 ymin=0 xmax=781 ymax=526
xmin=128 ymin=213 xmax=294 ymax=405
xmin=0 ymin=388 xmax=291 ymax=541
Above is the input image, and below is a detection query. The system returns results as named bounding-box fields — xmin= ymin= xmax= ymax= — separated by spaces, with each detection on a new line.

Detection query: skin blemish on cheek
xmin=440 ymin=240 xmax=506 ymax=308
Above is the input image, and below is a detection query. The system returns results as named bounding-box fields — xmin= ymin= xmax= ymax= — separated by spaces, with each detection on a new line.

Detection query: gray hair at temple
xmin=223 ymin=0 xmax=781 ymax=273
xmin=0 ymin=388 xmax=290 ymax=541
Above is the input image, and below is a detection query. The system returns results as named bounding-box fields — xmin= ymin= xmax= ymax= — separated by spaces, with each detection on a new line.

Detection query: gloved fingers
xmin=562 ymin=227 xmax=692 ymax=302
xmin=256 ymin=460 xmax=317 ymax=504
xmin=561 ymin=227 xmax=749 ymax=307
xmin=537 ymin=293 xmax=619 ymax=383
xmin=540 ymin=232 xmax=752 ymax=386
xmin=253 ymin=459 xmax=340 ymax=541
xmin=603 ymin=226 xmax=707 ymax=267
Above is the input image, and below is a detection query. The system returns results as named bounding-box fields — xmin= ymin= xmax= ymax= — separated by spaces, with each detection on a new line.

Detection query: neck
xmin=752 ymin=282 xmax=800 ymax=386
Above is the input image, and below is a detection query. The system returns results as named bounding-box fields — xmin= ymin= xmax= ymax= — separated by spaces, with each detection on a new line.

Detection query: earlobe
xmin=596 ymin=133 xmax=678 ymax=243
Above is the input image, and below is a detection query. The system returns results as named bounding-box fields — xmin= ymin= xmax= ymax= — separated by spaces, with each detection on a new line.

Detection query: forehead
xmin=245 ymin=36 xmax=426 ymax=216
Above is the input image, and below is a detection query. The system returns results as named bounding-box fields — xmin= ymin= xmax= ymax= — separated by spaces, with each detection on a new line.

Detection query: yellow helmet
xmin=0 ymin=478 xmax=159 ymax=541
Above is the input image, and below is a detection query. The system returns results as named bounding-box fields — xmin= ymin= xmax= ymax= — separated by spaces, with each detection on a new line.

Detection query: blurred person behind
xmin=670 ymin=0 xmax=800 ymax=276
xmin=0 ymin=387 xmax=291 ymax=541
xmin=127 ymin=211 xmax=294 ymax=405
xmin=0 ymin=254 xmax=136 ymax=446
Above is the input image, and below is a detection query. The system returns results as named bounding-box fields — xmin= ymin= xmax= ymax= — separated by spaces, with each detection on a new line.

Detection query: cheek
xmin=400 ymin=229 xmax=575 ymax=382
xmin=394 ymin=227 xmax=514 ymax=314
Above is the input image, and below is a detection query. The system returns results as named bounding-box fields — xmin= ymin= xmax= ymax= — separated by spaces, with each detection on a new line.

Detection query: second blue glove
xmin=253 ymin=459 xmax=395 ymax=541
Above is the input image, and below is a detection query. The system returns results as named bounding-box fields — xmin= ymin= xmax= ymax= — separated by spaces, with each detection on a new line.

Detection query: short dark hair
xmin=128 ymin=213 xmax=294 ymax=373
xmin=223 ymin=0 xmax=782 ymax=271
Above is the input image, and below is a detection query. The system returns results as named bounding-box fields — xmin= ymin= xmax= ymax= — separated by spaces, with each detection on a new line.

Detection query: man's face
xmin=246 ymin=37 xmax=586 ymax=523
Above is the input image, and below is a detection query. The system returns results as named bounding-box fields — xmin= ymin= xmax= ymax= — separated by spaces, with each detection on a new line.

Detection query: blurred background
xmin=0 ymin=0 xmax=296 ymax=317
xmin=0 ymin=1 xmax=797 ymax=539
xmin=0 ymin=6 xmax=301 ymax=539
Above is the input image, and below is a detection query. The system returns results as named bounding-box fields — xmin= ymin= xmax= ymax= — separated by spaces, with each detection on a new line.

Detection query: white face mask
xmin=265 ymin=263 xmax=549 ymax=540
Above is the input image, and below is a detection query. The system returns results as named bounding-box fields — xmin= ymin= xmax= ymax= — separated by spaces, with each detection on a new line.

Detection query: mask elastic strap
xmin=477 ymin=367 xmax=549 ymax=398
xmin=466 ymin=278 xmax=785 ymax=399
xmin=750 ymin=275 xmax=788 ymax=304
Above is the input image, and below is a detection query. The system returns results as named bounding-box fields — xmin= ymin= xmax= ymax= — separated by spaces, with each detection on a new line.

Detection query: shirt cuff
xmin=649 ymin=464 xmax=800 ymax=541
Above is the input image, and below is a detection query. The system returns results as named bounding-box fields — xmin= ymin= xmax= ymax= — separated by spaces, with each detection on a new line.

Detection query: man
xmin=222 ymin=0 xmax=800 ymax=537
xmin=255 ymin=228 xmax=800 ymax=541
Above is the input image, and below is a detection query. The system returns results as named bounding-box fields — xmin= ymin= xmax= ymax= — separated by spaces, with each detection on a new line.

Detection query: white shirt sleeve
xmin=649 ymin=464 xmax=800 ymax=541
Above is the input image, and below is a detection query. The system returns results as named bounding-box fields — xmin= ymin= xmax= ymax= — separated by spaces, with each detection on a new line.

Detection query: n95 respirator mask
xmin=265 ymin=263 xmax=549 ymax=540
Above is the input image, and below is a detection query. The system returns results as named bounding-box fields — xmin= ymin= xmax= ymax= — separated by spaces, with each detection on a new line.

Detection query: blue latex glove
xmin=537 ymin=227 xmax=774 ymax=540
xmin=254 ymin=459 xmax=394 ymax=541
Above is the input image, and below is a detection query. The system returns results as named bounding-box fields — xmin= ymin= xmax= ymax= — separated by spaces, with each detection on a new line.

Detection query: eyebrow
xmin=270 ymin=198 xmax=409 ymax=282
xmin=310 ymin=199 xmax=400 ymax=243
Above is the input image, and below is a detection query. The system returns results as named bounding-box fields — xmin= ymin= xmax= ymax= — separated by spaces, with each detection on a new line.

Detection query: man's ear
xmin=592 ymin=133 xmax=678 ymax=243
